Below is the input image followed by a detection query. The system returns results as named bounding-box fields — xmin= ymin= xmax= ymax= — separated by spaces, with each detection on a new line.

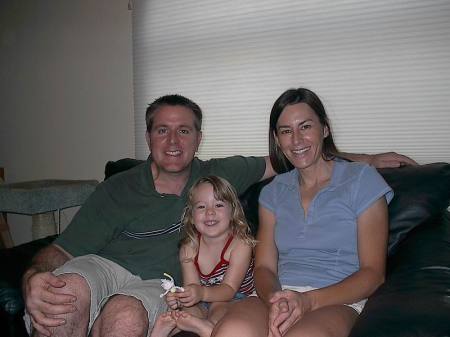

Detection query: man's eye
xmin=179 ymin=129 xmax=190 ymax=135
xmin=157 ymin=128 xmax=168 ymax=135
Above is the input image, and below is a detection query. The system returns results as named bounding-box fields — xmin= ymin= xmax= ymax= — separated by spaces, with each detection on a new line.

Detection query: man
xmin=23 ymin=94 xmax=416 ymax=337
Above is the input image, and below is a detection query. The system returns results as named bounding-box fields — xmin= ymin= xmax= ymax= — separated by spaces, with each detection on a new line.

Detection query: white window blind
xmin=133 ymin=0 xmax=450 ymax=164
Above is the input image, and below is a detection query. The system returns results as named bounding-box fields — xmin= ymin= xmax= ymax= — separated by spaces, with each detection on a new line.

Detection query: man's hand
xmin=23 ymin=270 xmax=76 ymax=336
xmin=174 ymin=284 xmax=204 ymax=308
xmin=368 ymin=152 xmax=418 ymax=168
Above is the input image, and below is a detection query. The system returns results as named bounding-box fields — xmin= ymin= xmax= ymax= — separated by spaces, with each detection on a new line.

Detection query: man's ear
xmin=195 ymin=131 xmax=203 ymax=152
xmin=145 ymin=131 xmax=151 ymax=149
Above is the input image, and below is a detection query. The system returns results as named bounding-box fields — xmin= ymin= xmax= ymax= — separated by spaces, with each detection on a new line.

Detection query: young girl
xmin=150 ymin=176 xmax=256 ymax=337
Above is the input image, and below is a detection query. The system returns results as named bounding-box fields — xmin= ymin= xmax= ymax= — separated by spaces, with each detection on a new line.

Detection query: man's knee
xmin=96 ymin=295 xmax=149 ymax=336
xmin=56 ymin=273 xmax=91 ymax=309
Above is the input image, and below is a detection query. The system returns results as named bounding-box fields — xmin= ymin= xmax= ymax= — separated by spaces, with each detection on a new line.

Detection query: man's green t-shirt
xmin=55 ymin=156 xmax=265 ymax=282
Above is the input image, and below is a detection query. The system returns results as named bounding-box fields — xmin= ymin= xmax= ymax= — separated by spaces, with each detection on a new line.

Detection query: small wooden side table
xmin=0 ymin=179 xmax=98 ymax=244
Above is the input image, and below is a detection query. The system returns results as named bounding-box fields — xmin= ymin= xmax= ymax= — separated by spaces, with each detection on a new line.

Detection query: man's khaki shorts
xmin=24 ymin=254 xmax=167 ymax=335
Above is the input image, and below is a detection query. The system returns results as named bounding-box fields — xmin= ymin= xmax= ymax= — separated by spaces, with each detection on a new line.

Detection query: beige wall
xmin=0 ymin=0 xmax=134 ymax=245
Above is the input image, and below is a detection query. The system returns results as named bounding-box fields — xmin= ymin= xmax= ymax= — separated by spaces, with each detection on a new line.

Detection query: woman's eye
xmin=300 ymin=124 xmax=311 ymax=130
xmin=279 ymin=129 xmax=291 ymax=135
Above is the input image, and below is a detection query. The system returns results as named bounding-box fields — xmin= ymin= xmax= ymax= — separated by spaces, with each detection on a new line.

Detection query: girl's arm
xmin=176 ymin=240 xmax=253 ymax=305
xmin=201 ymin=239 xmax=253 ymax=302
xmin=254 ymin=205 xmax=281 ymax=305
xmin=166 ymin=244 xmax=201 ymax=309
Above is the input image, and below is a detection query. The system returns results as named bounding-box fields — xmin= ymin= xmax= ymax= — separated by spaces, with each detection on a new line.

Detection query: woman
xmin=212 ymin=88 xmax=393 ymax=337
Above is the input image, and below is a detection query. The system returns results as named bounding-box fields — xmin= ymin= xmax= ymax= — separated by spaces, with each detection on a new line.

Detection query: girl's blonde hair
xmin=180 ymin=176 xmax=256 ymax=255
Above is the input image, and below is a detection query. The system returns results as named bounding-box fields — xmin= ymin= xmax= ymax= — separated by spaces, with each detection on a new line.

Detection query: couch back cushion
xmin=239 ymin=163 xmax=450 ymax=255
xmin=378 ymin=162 xmax=450 ymax=254
xmin=104 ymin=159 xmax=450 ymax=255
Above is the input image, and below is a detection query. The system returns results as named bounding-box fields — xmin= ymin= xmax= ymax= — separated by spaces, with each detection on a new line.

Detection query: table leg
xmin=31 ymin=212 xmax=57 ymax=240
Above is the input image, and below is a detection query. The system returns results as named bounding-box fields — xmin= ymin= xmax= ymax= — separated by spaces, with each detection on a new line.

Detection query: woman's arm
xmin=303 ymin=196 xmax=389 ymax=310
xmin=254 ymin=206 xmax=281 ymax=304
xmin=269 ymin=197 xmax=389 ymax=337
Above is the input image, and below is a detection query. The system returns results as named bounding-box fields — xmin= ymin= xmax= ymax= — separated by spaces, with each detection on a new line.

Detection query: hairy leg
xmin=32 ymin=273 xmax=90 ymax=337
xmin=211 ymin=297 xmax=269 ymax=337
xmin=284 ymin=305 xmax=358 ymax=337
xmin=90 ymin=294 xmax=149 ymax=337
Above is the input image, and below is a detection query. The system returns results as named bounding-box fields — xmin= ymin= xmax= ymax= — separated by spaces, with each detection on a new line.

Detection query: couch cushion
xmin=103 ymin=159 xmax=450 ymax=255
xmin=378 ymin=163 xmax=450 ymax=254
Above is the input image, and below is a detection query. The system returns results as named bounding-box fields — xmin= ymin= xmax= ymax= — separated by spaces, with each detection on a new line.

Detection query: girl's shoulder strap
xmin=220 ymin=234 xmax=235 ymax=260
xmin=194 ymin=232 xmax=201 ymax=264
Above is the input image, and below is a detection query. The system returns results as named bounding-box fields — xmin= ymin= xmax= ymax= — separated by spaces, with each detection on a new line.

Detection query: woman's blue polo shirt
xmin=259 ymin=159 xmax=394 ymax=288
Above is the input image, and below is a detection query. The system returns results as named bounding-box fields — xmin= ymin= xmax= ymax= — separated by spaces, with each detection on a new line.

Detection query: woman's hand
xmin=268 ymin=290 xmax=313 ymax=337
xmin=174 ymin=284 xmax=204 ymax=308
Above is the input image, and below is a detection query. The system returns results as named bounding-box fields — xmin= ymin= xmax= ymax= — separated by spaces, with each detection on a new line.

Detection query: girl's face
xmin=191 ymin=182 xmax=232 ymax=240
xmin=275 ymin=103 xmax=329 ymax=171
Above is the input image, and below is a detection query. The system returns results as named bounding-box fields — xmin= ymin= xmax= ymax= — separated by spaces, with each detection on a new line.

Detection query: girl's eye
xmin=215 ymin=203 xmax=224 ymax=208
xmin=196 ymin=205 xmax=205 ymax=210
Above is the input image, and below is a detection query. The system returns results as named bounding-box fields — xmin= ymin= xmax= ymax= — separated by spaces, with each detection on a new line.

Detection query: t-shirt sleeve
xmin=209 ymin=156 xmax=266 ymax=195
xmin=259 ymin=180 xmax=277 ymax=213
xmin=54 ymin=182 xmax=125 ymax=257
xmin=353 ymin=165 xmax=394 ymax=216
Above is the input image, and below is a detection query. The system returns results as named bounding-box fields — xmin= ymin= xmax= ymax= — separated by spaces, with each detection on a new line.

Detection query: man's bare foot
xmin=175 ymin=311 xmax=214 ymax=337
xmin=150 ymin=312 xmax=177 ymax=337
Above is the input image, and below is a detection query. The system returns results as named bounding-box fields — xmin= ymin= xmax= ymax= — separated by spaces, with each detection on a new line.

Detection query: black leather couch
xmin=1 ymin=160 xmax=449 ymax=337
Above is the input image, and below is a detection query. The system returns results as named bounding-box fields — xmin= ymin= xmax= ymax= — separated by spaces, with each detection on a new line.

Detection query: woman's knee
xmin=211 ymin=299 xmax=268 ymax=337
xmin=213 ymin=316 xmax=261 ymax=337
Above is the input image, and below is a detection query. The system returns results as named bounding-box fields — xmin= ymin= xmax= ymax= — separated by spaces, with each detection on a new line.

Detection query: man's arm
xmin=262 ymin=152 xmax=418 ymax=178
xmin=23 ymin=244 xmax=76 ymax=336
xmin=261 ymin=156 xmax=277 ymax=181
xmin=339 ymin=151 xmax=418 ymax=168
xmin=24 ymin=244 xmax=72 ymax=276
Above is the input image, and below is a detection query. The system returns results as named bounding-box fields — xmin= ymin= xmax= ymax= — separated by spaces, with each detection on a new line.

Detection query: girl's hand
xmin=165 ymin=291 xmax=179 ymax=310
xmin=268 ymin=290 xmax=313 ymax=336
xmin=175 ymin=284 xmax=204 ymax=308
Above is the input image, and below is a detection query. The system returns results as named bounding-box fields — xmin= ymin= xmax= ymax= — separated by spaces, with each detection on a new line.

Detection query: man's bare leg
xmin=32 ymin=273 xmax=91 ymax=337
xmin=90 ymin=294 xmax=148 ymax=337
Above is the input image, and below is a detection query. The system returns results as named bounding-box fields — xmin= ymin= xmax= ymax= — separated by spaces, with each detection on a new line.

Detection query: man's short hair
xmin=145 ymin=94 xmax=203 ymax=132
